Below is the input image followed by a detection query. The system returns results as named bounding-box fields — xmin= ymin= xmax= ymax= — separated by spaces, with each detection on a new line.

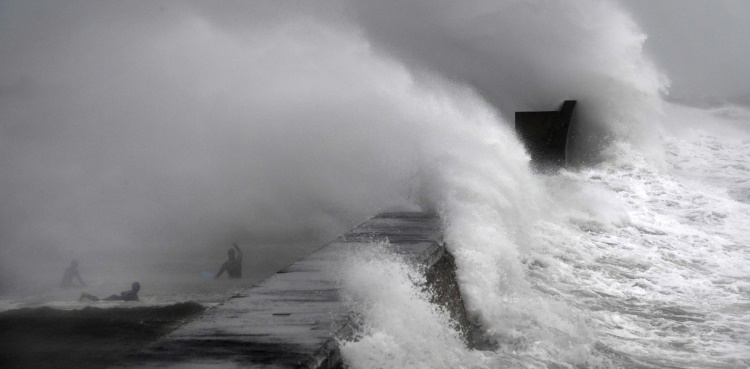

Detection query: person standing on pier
xmin=215 ymin=243 xmax=243 ymax=279
xmin=61 ymin=260 xmax=86 ymax=288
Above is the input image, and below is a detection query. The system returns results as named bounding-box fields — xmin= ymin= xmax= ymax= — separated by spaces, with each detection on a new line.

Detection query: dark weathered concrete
xmin=515 ymin=100 xmax=577 ymax=168
xmin=125 ymin=212 xmax=460 ymax=368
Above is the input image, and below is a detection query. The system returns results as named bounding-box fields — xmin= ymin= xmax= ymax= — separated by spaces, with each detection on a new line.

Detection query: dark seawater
xmin=0 ymin=302 xmax=204 ymax=369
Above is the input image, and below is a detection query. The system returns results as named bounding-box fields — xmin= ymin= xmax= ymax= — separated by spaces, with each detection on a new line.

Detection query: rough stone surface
xmin=125 ymin=212 xmax=449 ymax=368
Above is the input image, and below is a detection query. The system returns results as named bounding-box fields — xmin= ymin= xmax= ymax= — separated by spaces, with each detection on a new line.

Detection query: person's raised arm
xmin=233 ymin=243 xmax=242 ymax=262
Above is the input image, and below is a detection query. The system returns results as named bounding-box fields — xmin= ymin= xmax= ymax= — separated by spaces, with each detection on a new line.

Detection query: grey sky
xmin=621 ymin=0 xmax=750 ymax=99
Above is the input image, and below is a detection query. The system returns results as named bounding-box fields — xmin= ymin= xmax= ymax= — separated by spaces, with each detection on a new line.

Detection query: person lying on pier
xmin=79 ymin=282 xmax=140 ymax=302
xmin=215 ymin=243 xmax=242 ymax=279
xmin=61 ymin=259 xmax=86 ymax=288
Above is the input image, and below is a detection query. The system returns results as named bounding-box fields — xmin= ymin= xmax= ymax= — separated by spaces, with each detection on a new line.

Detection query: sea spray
xmin=339 ymin=99 xmax=750 ymax=367
xmin=338 ymin=243 xmax=490 ymax=368
xmin=336 ymin=0 xmax=671 ymax=365
xmin=0 ymin=0 xmax=666 ymax=312
xmin=417 ymin=109 xmax=603 ymax=366
xmin=351 ymin=0 xmax=669 ymax=166
xmin=330 ymin=66 xmax=606 ymax=365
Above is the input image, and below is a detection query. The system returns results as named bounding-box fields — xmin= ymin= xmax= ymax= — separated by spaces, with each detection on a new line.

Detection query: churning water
xmin=339 ymin=103 xmax=750 ymax=368
xmin=331 ymin=2 xmax=750 ymax=367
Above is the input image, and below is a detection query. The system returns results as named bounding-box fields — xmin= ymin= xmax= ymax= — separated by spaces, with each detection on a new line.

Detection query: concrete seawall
xmin=126 ymin=212 xmax=469 ymax=368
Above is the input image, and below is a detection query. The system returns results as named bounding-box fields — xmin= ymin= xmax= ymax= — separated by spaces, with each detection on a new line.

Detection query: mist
xmin=0 ymin=0 xmax=742 ymax=294
xmin=0 ymin=1 xmax=424 ymax=290
xmin=0 ymin=1 xmax=513 ymax=291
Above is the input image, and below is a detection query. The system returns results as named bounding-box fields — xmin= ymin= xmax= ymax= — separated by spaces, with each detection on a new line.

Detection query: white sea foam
xmin=338 ymin=1 xmax=749 ymax=365
xmin=541 ymin=128 xmax=750 ymax=367
xmin=338 ymin=244 xmax=490 ymax=368
xmin=337 ymin=1 xmax=674 ymax=368
xmin=339 ymin=105 xmax=750 ymax=368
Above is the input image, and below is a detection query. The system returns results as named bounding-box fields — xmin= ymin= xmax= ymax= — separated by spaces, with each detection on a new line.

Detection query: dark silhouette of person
xmin=79 ymin=282 xmax=140 ymax=302
xmin=61 ymin=260 xmax=86 ymax=288
xmin=215 ymin=243 xmax=242 ymax=279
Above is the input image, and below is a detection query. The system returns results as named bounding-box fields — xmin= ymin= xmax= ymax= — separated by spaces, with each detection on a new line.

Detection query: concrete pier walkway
xmin=126 ymin=212 xmax=454 ymax=368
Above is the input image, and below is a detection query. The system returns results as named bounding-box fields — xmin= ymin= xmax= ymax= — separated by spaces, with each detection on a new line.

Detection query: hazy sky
xmin=622 ymin=0 xmax=750 ymax=99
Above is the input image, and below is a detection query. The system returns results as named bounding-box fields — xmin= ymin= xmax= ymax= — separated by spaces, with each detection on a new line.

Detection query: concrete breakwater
xmin=126 ymin=212 xmax=471 ymax=368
